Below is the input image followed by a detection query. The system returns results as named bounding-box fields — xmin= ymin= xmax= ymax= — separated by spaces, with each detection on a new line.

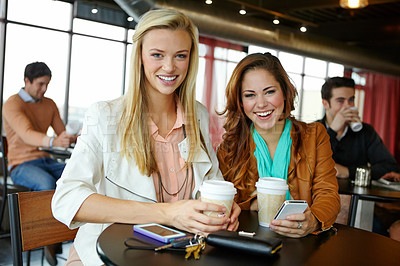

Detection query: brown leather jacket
xmin=218 ymin=121 xmax=340 ymax=231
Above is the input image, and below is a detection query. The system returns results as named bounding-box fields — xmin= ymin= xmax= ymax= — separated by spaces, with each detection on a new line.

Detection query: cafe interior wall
xmin=1 ymin=0 xmax=399 ymax=162
xmin=114 ymin=0 xmax=400 ymax=161
xmin=113 ymin=0 xmax=400 ymax=162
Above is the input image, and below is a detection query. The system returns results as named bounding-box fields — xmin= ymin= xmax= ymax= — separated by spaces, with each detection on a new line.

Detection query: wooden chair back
xmin=8 ymin=190 xmax=78 ymax=265
xmin=1 ymin=136 xmax=30 ymax=234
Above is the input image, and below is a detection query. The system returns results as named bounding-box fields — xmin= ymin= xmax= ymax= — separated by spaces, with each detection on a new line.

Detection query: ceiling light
xmin=205 ymin=0 xmax=212 ymax=4
xmin=127 ymin=17 xmax=134 ymax=22
xmin=91 ymin=7 xmax=98 ymax=14
xmin=300 ymin=25 xmax=307 ymax=32
xmin=273 ymin=17 xmax=280 ymax=25
xmin=239 ymin=5 xmax=246 ymax=15
xmin=339 ymin=0 xmax=368 ymax=9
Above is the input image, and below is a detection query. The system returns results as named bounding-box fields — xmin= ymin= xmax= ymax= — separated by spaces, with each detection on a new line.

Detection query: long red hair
xmin=217 ymin=53 xmax=299 ymax=204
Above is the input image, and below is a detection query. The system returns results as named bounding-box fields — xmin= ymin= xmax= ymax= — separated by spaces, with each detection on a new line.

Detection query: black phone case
xmin=206 ymin=230 xmax=282 ymax=256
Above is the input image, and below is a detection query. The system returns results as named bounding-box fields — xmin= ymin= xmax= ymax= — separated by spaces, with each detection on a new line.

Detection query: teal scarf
xmin=253 ymin=119 xmax=292 ymax=200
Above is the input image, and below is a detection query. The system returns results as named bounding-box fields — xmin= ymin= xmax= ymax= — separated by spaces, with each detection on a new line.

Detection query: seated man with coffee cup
xmin=217 ymin=53 xmax=340 ymax=238
xmin=317 ymin=77 xmax=400 ymax=238
xmin=317 ymin=77 xmax=399 ymax=180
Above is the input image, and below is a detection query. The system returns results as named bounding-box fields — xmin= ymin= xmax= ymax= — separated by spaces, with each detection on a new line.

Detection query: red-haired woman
xmin=217 ymin=53 xmax=340 ymax=237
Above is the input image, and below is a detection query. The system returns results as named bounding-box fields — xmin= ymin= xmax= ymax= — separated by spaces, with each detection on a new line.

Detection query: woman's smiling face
xmin=141 ymin=28 xmax=192 ymax=98
xmin=241 ymin=68 xmax=285 ymax=134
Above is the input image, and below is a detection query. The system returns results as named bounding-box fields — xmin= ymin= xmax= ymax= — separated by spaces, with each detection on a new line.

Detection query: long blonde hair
xmin=119 ymin=9 xmax=201 ymax=176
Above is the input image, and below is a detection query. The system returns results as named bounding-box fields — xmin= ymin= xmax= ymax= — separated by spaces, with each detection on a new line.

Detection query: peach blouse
xmin=150 ymin=98 xmax=193 ymax=202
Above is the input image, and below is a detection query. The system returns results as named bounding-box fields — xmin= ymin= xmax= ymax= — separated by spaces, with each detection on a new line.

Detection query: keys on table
xmin=185 ymin=239 xmax=205 ymax=260
xmin=155 ymin=235 xmax=205 ymax=260
xmin=154 ymin=236 xmax=192 ymax=251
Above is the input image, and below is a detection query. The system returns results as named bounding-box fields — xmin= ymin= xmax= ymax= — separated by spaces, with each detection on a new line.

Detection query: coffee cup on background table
xmin=255 ymin=177 xmax=288 ymax=227
xmin=200 ymin=180 xmax=237 ymax=218
xmin=349 ymin=107 xmax=363 ymax=132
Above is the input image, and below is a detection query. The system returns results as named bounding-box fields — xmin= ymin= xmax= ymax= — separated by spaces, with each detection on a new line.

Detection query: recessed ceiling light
xmin=340 ymin=0 xmax=368 ymax=9
xmin=205 ymin=0 xmax=212 ymax=4
xmin=300 ymin=26 xmax=307 ymax=32
xmin=239 ymin=5 xmax=246 ymax=15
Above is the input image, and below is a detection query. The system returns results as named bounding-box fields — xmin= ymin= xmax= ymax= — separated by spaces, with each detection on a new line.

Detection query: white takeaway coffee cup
xmin=349 ymin=107 xmax=363 ymax=132
xmin=256 ymin=177 xmax=288 ymax=227
xmin=200 ymin=180 xmax=237 ymax=218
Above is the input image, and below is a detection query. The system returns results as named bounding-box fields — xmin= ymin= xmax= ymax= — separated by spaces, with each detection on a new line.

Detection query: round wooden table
xmin=97 ymin=210 xmax=400 ymax=265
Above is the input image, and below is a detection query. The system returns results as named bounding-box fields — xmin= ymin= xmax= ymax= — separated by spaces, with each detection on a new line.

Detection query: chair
xmin=0 ymin=136 xmax=30 ymax=236
xmin=8 ymin=190 xmax=78 ymax=266
xmin=335 ymin=194 xmax=352 ymax=225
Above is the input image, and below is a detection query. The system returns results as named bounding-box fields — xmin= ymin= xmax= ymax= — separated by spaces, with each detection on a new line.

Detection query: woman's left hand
xmin=269 ymin=208 xmax=319 ymax=238
xmin=227 ymin=202 xmax=241 ymax=231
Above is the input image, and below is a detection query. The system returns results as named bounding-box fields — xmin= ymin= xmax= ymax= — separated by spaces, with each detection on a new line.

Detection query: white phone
xmin=274 ymin=200 xmax=308 ymax=220
xmin=133 ymin=223 xmax=186 ymax=243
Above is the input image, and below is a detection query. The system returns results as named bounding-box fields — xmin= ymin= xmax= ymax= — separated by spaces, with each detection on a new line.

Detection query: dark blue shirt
xmin=317 ymin=117 xmax=399 ymax=180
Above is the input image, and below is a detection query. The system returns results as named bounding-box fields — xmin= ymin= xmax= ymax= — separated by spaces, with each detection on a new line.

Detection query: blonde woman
xmin=52 ymin=9 xmax=240 ymax=265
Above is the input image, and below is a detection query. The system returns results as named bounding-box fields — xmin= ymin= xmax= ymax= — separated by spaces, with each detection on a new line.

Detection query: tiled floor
xmin=0 ymin=233 xmax=72 ymax=266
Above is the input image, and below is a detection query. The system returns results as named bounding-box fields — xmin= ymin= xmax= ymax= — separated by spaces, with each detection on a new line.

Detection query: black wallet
xmin=206 ymin=230 xmax=282 ymax=256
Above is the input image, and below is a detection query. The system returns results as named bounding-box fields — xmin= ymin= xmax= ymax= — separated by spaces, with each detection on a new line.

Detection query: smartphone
xmin=133 ymin=223 xmax=186 ymax=243
xmin=377 ymin=178 xmax=400 ymax=186
xmin=274 ymin=200 xmax=308 ymax=220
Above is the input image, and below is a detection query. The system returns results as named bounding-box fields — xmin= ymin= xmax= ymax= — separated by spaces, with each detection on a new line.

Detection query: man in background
xmin=317 ymin=76 xmax=399 ymax=180
xmin=317 ymin=76 xmax=400 ymax=240
xmin=2 ymin=62 xmax=74 ymax=265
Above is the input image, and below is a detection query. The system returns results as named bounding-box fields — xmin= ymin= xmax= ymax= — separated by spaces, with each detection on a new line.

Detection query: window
xmin=248 ymin=45 xmax=277 ymax=56
xmin=1 ymin=1 xmax=348 ymax=140
xmin=3 ymin=0 xmax=131 ymax=128
xmin=288 ymin=73 xmax=302 ymax=119
xmin=213 ymin=47 xmax=246 ymax=112
xmin=124 ymin=29 xmax=135 ymax=94
xmin=279 ymin=52 xmax=304 ymax=74
xmin=3 ymin=24 xmax=69 ymax=116
xmin=68 ymin=35 xmax=125 ymax=122
xmin=328 ymin=63 xmax=344 ymax=78
xmin=302 ymin=76 xmax=326 ymax=122
xmin=73 ymin=18 xmax=126 ymax=41
xmin=197 ymin=57 xmax=206 ymax=103
xmin=7 ymin=0 xmax=72 ymax=31
xmin=195 ymin=43 xmax=208 ymax=103
xmin=305 ymin=58 xmax=327 ymax=77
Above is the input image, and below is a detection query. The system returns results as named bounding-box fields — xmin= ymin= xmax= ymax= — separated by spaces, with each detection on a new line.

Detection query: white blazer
xmin=52 ymin=97 xmax=223 ymax=265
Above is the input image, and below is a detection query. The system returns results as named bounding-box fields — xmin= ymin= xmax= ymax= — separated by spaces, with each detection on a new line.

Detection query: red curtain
xmin=199 ymin=36 xmax=244 ymax=150
xmin=361 ymin=72 xmax=400 ymax=164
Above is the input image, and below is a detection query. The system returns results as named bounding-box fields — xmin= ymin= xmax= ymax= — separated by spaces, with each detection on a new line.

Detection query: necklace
xmin=158 ymin=164 xmax=189 ymax=195
xmin=157 ymin=125 xmax=194 ymax=202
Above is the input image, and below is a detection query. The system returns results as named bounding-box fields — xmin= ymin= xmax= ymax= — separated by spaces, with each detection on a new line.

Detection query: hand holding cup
xmin=348 ymin=107 xmax=363 ymax=132
xmin=255 ymin=177 xmax=288 ymax=227
xmin=200 ymin=180 xmax=237 ymax=218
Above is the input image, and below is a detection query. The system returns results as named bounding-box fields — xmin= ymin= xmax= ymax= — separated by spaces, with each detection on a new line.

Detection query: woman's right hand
xmin=164 ymin=199 xmax=230 ymax=235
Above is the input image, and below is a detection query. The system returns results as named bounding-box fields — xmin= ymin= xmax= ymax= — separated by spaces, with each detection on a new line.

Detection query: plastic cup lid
xmin=255 ymin=177 xmax=288 ymax=190
xmin=199 ymin=180 xmax=237 ymax=195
